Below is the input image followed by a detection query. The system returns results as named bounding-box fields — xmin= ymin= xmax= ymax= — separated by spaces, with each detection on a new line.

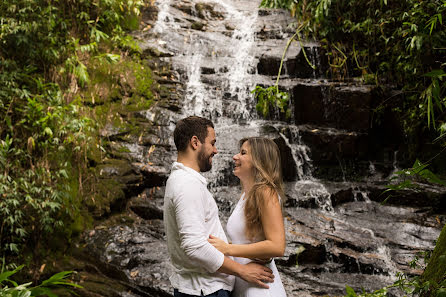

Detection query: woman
xmin=209 ymin=137 xmax=287 ymax=297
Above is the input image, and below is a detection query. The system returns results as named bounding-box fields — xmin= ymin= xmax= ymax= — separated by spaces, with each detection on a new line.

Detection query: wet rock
xmin=365 ymin=184 xmax=446 ymax=212
xmin=86 ymin=178 xmax=126 ymax=218
xmin=142 ymin=47 xmax=174 ymax=58
xmin=273 ymin=136 xmax=298 ymax=181
xmin=289 ymin=46 xmax=329 ymax=79
xmin=331 ymin=188 xmax=356 ymax=207
xmin=191 ymin=21 xmax=206 ymax=31
xmin=83 ymin=224 xmax=171 ymax=296
xmin=71 ymin=0 xmax=446 ymax=296
xmin=257 ymin=55 xmax=281 ymax=76
xmin=298 ymin=125 xmax=369 ymax=162
xmin=172 ymin=3 xmax=194 ymax=16
xmin=135 ymin=107 xmax=174 ymax=126
xmin=195 ymin=3 xmax=224 ymax=20
xmin=257 ymin=46 xmax=328 ymax=79
xmin=97 ymin=159 xmax=135 ymax=178
xmin=201 ymin=66 xmax=216 ymax=74
xmin=293 ymin=83 xmax=374 ymax=132
xmin=133 ymin=163 xmax=169 ymax=188
xmin=283 ymin=200 xmax=442 ymax=282
xmin=141 ymin=4 xmax=158 ymax=23
xmin=224 ymin=23 xmax=235 ymax=31
xmin=100 ymin=123 xmax=130 ymax=140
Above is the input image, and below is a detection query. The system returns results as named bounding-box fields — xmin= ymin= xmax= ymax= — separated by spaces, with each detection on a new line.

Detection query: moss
xmin=422 ymin=224 xmax=446 ymax=290
xmin=86 ymin=141 xmax=103 ymax=165
xmin=88 ymin=57 xmax=155 ymax=134
xmin=123 ymin=15 xmax=140 ymax=31
xmin=85 ymin=177 xmax=125 ymax=218
xmin=195 ymin=3 xmax=223 ymax=19
xmin=191 ymin=21 xmax=205 ymax=31
xmin=69 ymin=213 xmax=91 ymax=236
xmin=96 ymin=159 xmax=134 ymax=177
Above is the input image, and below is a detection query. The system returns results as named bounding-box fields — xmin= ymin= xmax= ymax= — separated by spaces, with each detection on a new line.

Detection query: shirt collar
xmin=171 ymin=162 xmax=208 ymax=185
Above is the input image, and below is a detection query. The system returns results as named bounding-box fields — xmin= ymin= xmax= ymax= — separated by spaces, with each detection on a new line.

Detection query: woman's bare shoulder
xmin=257 ymin=185 xmax=280 ymax=206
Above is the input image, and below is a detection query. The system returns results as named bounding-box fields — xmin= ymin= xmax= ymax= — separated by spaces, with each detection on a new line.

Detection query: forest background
xmin=0 ymin=0 xmax=445 ymax=296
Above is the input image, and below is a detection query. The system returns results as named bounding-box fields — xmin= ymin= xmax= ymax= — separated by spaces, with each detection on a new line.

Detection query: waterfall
xmin=139 ymin=3 xmax=443 ymax=295
xmin=276 ymin=125 xmax=333 ymax=211
xmin=219 ymin=0 xmax=259 ymax=121
xmin=184 ymin=51 xmax=206 ymax=116
xmin=149 ymin=0 xmax=334 ymax=211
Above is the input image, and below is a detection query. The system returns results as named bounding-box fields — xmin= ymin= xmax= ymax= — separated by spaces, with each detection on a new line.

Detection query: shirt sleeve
xmin=172 ymin=180 xmax=225 ymax=273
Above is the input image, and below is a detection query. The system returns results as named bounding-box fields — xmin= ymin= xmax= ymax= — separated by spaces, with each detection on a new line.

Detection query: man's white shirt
xmin=164 ymin=162 xmax=235 ymax=295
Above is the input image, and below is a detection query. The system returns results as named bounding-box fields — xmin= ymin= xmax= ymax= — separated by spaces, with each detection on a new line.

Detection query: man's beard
xmin=198 ymin=148 xmax=213 ymax=172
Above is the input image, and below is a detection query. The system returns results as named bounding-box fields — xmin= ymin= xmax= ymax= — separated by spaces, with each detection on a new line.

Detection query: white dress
xmin=226 ymin=194 xmax=287 ymax=297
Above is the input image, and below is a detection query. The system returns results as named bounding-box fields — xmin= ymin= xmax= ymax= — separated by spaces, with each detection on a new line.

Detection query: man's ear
xmin=190 ymin=135 xmax=200 ymax=150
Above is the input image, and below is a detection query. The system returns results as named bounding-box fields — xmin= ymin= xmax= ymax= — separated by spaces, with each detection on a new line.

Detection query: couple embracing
xmin=164 ymin=116 xmax=287 ymax=297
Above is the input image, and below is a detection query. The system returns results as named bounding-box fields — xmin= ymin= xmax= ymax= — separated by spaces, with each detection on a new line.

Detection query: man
xmin=164 ymin=116 xmax=274 ymax=297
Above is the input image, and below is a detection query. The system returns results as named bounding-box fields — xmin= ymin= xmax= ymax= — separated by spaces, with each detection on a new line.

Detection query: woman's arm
xmin=209 ymin=190 xmax=285 ymax=259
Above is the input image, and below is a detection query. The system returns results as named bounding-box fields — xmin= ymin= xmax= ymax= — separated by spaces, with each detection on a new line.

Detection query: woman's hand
xmin=208 ymin=235 xmax=232 ymax=256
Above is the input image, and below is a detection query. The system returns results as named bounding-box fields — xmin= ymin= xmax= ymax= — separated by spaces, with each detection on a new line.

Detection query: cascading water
xmin=220 ymin=1 xmax=258 ymax=120
xmin=276 ymin=125 xmax=333 ymax=211
xmin=137 ymin=0 xmax=444 ymax=296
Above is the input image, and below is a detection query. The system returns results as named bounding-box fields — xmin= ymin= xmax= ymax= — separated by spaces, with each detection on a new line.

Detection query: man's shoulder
xmin=166 ymin=169 xmax=203 ymax=194
xmin=167 ymin=169 xmax=198 ymax=184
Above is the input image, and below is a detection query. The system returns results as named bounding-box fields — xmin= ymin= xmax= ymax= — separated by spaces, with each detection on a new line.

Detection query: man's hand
xmin=238 ymin=262 xmax=274 ymax=289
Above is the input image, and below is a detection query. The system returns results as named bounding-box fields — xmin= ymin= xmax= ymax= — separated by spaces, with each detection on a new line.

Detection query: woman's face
xmin=233 ymin=141 xmax=254 ymax=180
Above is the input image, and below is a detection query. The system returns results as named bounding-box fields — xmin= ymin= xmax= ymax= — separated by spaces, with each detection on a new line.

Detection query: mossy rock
xmin=37 ymin=256 xmax=131 ymax=297
xmin=85 ymin=57 xmax=155 ymax=130
xmin=96 ymin=159 xmax=134 ymax=178
xmin=69 ymin=212 xmax=93 ymax=236
xmin=86 ymin=141 xmax=103 ymax=165
xmin=422 ymin=224 xmax=446 ymax=291
xmin=195 ymin=3 xmax=224 ymax=19
xmin=191 ymin=21 xmax=206 ymax=31
xmin=86 ymin=178 xmax=126 ymax=218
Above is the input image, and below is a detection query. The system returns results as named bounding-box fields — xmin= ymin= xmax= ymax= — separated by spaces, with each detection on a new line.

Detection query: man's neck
xmin=177 ymin=155 xmax=200 ymax=172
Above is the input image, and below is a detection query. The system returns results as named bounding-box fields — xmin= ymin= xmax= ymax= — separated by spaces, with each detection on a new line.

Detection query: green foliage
xmin=252 ymin=86 xmax=290 ymax=117
xmin=260 ymin=0 xmax=446 ymax=141
xmin=345 ymin=272 xmax=441 ymax=297
xmin=345 ymin=284 xmax=389 ymax=297
xmin=422 ymin=69 xmax=446 ymax=130
xmin=0 ymin=79 xmax=93 ymax=257
xmin=0 ymin=0 xmax=145 ymax=260
xmin=0 ymin=265 xmax=81 ymax=296
xmin=252 ymin=28 xmax=301 ymax=118
xmin=382 ymin=159 xmax=446 ymax=203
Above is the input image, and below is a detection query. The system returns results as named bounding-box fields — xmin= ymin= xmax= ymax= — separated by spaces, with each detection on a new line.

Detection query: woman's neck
xmin=241 ymin=176 xmax=255 ymax=194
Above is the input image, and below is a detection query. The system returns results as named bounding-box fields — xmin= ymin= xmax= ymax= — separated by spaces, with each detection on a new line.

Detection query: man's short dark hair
xmin=174 ymin=116 xmax=214 ymax=152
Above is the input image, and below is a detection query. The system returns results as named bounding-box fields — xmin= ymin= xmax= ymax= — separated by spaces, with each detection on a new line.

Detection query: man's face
xmin=197 ymin=127 xmax=217 ymax=172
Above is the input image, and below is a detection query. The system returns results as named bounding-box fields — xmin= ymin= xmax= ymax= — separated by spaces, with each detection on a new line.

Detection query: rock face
xmin=74 ymin=0 xmax=446 ymax=297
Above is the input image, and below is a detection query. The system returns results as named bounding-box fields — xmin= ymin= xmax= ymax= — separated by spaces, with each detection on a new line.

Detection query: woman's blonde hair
xmin=240 ymin=137 xmax=284 ymax=240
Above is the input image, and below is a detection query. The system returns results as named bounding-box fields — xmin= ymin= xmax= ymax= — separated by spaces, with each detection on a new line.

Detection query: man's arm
xmin=218 ymin=257 xmax=274 ymax=289
xmin=173 ymin=181 xmax=225 ymax=273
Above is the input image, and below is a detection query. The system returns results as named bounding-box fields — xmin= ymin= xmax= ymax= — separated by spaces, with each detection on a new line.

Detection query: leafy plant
xmin=0 ymin=265 xmax=81 ymax=296
xmin=0 ymin=0 xmax=146 ymax=260
xmin=252 ymin=86 xmax=290 ymax=118
xmin=382 ymin=158 xmax=446 ymax=203
xmin=251 ymin=28 xmax=305 ymax=118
